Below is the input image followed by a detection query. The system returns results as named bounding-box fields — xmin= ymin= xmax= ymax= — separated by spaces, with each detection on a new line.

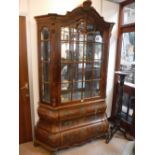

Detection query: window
xmin=111 ymin=0 xmax=135 ymax=136
xmin=118 ymin=1 xmax=135 ymax=84
xmin=122 ymin=2 xmax=135 ymax=25
xmin=120 ymin=32 xmax=135 ymax=83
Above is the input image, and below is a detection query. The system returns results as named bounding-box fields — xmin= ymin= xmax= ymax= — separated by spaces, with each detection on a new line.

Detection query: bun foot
xmin=51 ymin=151 xmax=57 ymax=155
xmin=33 ymin=141 xmax=39 ymax=147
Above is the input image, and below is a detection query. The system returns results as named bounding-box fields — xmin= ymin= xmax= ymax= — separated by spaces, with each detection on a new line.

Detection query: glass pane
xmin=61 ymin=64 xmax=73 ymax=83
xmin=61 ymin=83 xmax=72 ymax=103
xmin=70 ymin=42 xmax=76 ymax=60
xmin=120 ymin=32 xmax=135 ymax=83
xmin=87 ymin=32 xmax=94 ymax=42
xmin=72 ymin=43 xmax=78 ymax=60
xmin=123 ymin=3 xmax=135 ymax=25
xmin=85 ymin=43 xmax=94 ymax=60
xmin=77 ymin=20 xmax=85 ymax=35
xmin=41 ymin=27 xmax=50 ymax=40
xmin=94 ymin=61 xmax=101 ymax=79
xmin=70 ymin=28 xmax=77 ymax=41
xmin=92 ymin=80 xmax=100 ymax=96
xmin=84 ymin=63 xmax=93 ymax=80
xmin=94 ymin=43 xmax=102 ymax=60
xmin=121 ymin=93 xmax=134 ymax=124
xmin=40 ymin=27 xmax=51 ymax=104
xmin=79 ymin=43 xmax=84 ymax=60
xmin=72 ymin=82 xmax=82 ymax=100
xmin=79 ymin=34 xmax=85 ymax=42
xmin=61 ymin=41 xmax=70 ymax=60
xmin=84 ymin=81 xmax=92 ymax=98
xmin=87 ymin=24 xmax=94 ymax=32
xmin=76 ymin=20 xmax=86 ymax=42
xmin=42 ymin=83 xmax=50 ymax=103
xmin=95 ymin=31 xmax=103 ymax=43
xmin=61 ymin=82 xmax=72 ymax=91
xmin=72 ymin=63 xmax=83 ymax=81
xmin=61 ymin=92 xmax=71 ymax=103
xmin=61 ymin=27 xmax=69 ymax=40
xmin=41 ymin=41 xmax=50 ymax=61
xmin=43 ymin=63 xmax=49 ymax=81
xmin=72 ymin=43 xmax=84 ymax=61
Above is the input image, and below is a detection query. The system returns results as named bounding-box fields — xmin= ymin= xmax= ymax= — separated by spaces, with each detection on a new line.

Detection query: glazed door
xmin=19 ymin=16 xmax=32 ymax=144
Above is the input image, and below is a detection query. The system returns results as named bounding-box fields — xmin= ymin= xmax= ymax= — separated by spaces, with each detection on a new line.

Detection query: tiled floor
xmin=20 ymin=133 xmax=134 ymax=155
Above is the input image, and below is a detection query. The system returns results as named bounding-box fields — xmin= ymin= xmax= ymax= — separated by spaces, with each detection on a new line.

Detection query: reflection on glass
xmin=61 ymin=82 xmax=71 ymax=90
xmin=61 ymin=27 xmax=69 ymax=40
xmin=95 ymin=43 xmax=102 ymax=60
xmin=72 ymin=43 xmax=78 ymax=60
xmin=95 ymin=31 xmax=102 ymax=43
xmin=61 ymin=92 xmax=71 ymax=103
xmin=42 ymin=84 xmax=50 ymax=103
xmin=77 ymin=20 xmax=85 ymax=34
xmin=84 ymin=63 xmax=93 ymax=80
xmin=43 ymin=63 xmax=49 ymax=81
xmin=61 ymin=42 xmax=70 ymax=60
xmin=94 ymin=61 xmax=101 ymax=68
xmin=93 ymin=61 xmax=101 ymax=79
xmin=70 ymin=28 xmax=77 ymax=41
xmin=41 ymin=41 xmax=50 ymax=61
xmin=61 ymin=83 xmax=72 ymax=103
xmin=41 ymin=27 xmax=49 ymax=40
xmin=70 ymin=42 xmax=76 ymax=60
xmin=61 ymin=64 xmax=73 ymax=83
xmin=87 ymin=32 xmax=94 ymax=42
xmin=78 ymin=43 xmax=84 ymax=60
xmin=72 ymin=43 xmax=84 ymax=61
xmin=72 ymin=82 xmax=82 ymax=100
xmin=94 ymin=69 xmax=101 ymax=79
xmin=92 ymin=80 xmax=100 ymax=96
xmin=79 ymin=34 xmax=85 ymax=42
xmin=84 ymin=81 xmax=92 ymax=98
xmin=72 ymin=63 xmax=83 ymax=81
xmin=86 ymin=43 xmax=93 ymax=60
xmin=121 ymin=93 xmax=134 ymax=123
xmin=120 ymin=32 xmax=135 ymax=83
xmin=123 ymin=3 xmax=135 ymax=25
xmin=87 ymin=24 xmax=94 ymax=32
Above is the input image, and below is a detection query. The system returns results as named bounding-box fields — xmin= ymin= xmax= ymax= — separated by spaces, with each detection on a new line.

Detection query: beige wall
xmin=19 ymin=0 xmax=119 ymax=129
xmin=101 ymin=1 xmax=119 ymax=117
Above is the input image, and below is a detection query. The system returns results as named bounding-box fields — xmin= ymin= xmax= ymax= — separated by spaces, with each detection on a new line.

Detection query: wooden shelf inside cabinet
xmin=34 ymin=0 xmax=114 ymax=152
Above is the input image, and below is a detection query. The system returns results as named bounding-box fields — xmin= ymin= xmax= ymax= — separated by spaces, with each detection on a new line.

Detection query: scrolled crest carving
xmin=83 ymin=0 xmax=92 ymax=8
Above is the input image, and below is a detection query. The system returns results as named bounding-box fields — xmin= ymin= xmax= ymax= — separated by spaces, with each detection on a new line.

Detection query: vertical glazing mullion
xmin=69 ymin=27 xmax=73 ymax=101
xmin=75 ymin=26 xmax=79 ymax=80
xmin=75 ymin=23 xmax=81 ymax=100
xmin=90 ymin=28 xmax=96 ymax=97
xmin=81 ymin=32 xmax=85 ymax=101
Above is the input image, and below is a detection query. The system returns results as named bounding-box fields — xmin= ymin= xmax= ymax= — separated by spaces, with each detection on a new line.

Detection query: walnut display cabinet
xmin=34 ymin=0 xmax=114 ymax=153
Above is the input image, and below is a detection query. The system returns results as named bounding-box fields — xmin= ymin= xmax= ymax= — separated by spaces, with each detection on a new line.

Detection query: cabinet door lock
xmin=20 ymin=82 xmax=29 ymax=90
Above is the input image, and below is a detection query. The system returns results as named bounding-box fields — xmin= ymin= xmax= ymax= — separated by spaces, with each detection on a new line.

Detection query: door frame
xmin=111 ymin=0 xmax=135 ymax=117
xmin=110 ymin=0 xmax=135 ymax=136
xmin=19 ymin=15 xmax=35 ymax=142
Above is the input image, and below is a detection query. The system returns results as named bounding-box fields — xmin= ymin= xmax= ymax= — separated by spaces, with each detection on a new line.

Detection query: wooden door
xmin=19 ymin=16 xmax=32 ymax=144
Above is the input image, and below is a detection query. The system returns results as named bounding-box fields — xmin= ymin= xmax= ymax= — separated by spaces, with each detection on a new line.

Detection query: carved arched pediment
xmin=62 ymin=0 xmax=114 ymax=30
